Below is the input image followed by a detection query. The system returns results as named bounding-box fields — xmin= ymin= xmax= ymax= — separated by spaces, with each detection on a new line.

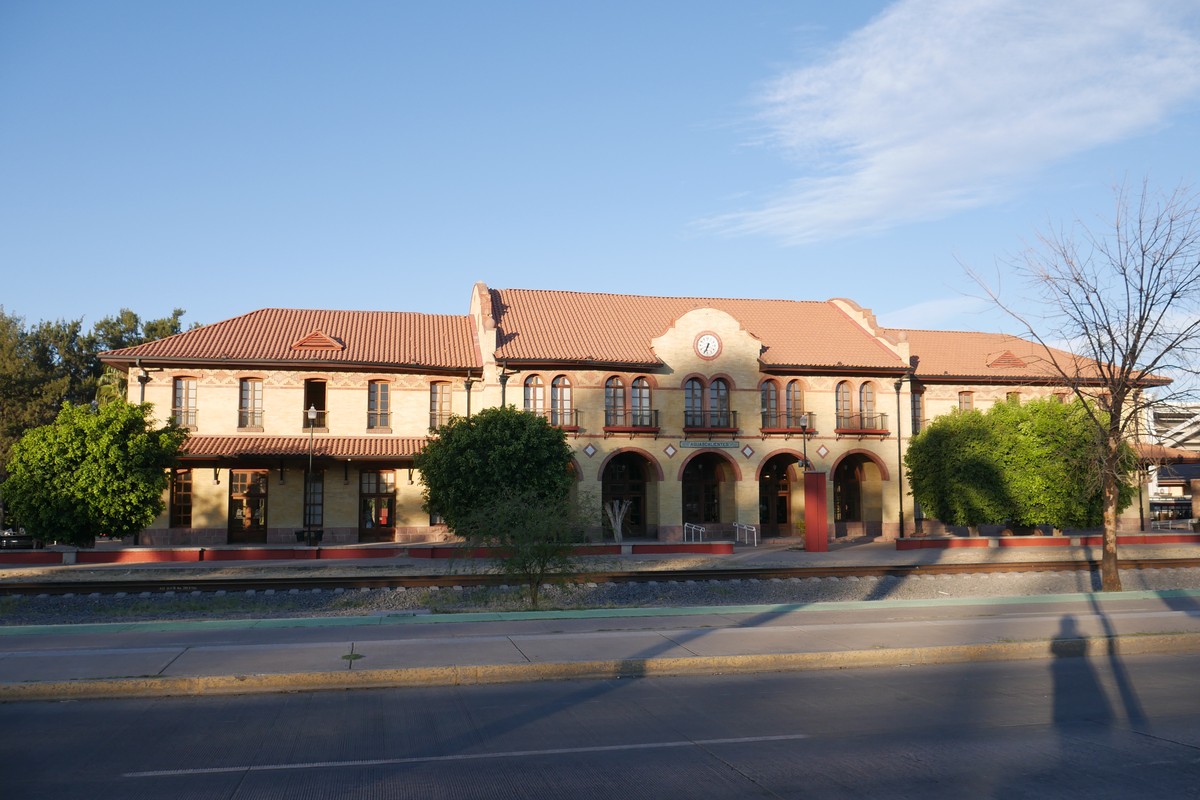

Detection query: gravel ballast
xmin=4 ymin=566 xmax=1200 ymax=626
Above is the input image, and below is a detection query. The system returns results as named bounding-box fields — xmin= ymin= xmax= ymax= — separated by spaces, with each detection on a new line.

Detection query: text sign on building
xmin=679 ymin=441 xmax=739 ymax=449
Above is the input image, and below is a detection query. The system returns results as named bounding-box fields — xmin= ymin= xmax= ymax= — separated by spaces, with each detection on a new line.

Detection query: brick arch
xmin=754 ymin=448 xmax=812 ymax=479
xmin=829 ymin=448 xmax=890 ymax=481
xmin=675 ymin=449 xmax=742 ymax=481
xmin=597 ymin=447 xmax=665 ymax=481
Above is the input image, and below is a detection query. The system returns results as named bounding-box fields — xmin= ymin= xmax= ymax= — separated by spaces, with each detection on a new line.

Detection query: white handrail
xmin=683 ymin=522 xmax=706 ymax=542
xmin=733 ymin=522 xmax=759 ymax=547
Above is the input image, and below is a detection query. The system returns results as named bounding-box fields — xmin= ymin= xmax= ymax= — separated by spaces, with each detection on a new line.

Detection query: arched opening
xmin=682 ymin=452 xmax=734 ymax=526
xmin=601 ymin=452 xmax=655 ymax=537
xmin=759 ymin=453 xmax=801 ymax=536
xmin=833 ymin=453 xmax=885 ymax=538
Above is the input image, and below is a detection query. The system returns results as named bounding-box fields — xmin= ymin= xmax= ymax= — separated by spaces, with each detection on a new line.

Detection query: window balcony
xmin=761 ymin=411 xmax=816 ymax=437
xmin=368 ymin=411 xmax=392 ymax=431
xmin=603 ymin=408 xmax=660 ymax=437
xmin=238 ymin=409 xmax=264 ymax=430
xmin=835 ymin=412 xmax=889 ymax=438
xmin=172 ymin=408 xmax=198 ymax=429
xmin=683 ymin=409 xmax=738 ymax=438
xmin=526 ymin=408 xmax=581 ymax=433
xmin=427 ymin=411 xmax=452 ymax=430
xmin=302 ymin=409 xmax=328 ymax=430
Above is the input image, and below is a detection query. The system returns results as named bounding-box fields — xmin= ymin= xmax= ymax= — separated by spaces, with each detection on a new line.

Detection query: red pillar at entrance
xmin=804 ymin=471 xmax=828 ymax=553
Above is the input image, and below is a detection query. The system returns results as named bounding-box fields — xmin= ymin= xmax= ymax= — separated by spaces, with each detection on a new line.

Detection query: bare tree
xmin=976 ymin=181 xmax=1200 ymax=590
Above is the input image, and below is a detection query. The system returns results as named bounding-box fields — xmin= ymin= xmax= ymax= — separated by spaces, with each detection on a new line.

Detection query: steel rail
xmin=2 ymin=558 xmax=1199 ymax=597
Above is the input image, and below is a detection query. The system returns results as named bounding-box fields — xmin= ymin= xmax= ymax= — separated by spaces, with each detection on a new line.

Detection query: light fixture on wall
xmin=212 ymin=467 xmax=221 ymax=486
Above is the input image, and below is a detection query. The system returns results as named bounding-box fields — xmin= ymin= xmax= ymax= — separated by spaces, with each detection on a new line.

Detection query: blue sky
xmin=3 ymin=0 xmax=1200 ymax=335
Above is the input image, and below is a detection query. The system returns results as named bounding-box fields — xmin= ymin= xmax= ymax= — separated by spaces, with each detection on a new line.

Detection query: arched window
xmin=859 ymin=383 xmax=878 ymax=419
xmin=786 ymin=380 xmax=806 ymax=428
xmin=604 ymin=376 xmax=625 ymax=426
xmin=684 ymin=378 xmax=705 ymax=427
xmin=523 ymin=375 xmax=545 ymax=416
xmin=835 ymin=381 xmax=852 ymax=428
xmin=550 ymin=375 xmax=573 ymax=426
xmin=760 ymin=380 xmax=779 ymax=428
xmin=710 ymin=378 xmax=730 ymax=427
xmin=631 ymin=377 xmax=652 ymax=427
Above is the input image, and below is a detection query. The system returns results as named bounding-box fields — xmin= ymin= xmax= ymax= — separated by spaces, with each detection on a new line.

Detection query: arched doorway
xmin=759 ymin=453 xmax=801 ymax=536
xmin=601 ymin=452 xmax=650 ymax=537
xmin=682 ymin=452 xmax=733 ymax=525
xmin=833 ymin=453 xmax=885 ymax=538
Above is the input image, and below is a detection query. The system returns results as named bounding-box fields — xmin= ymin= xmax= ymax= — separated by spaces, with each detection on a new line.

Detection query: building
xmin=101 ymin=283 xmax=1110 ymax=546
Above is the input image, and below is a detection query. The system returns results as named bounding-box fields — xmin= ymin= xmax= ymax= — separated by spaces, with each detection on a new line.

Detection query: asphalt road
xmin=4 ymin=652 xmax=1200 ymax=799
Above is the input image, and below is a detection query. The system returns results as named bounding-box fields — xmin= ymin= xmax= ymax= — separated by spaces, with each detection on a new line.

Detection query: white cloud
xmin=712 ymin=0 xmax=1200 ymax=243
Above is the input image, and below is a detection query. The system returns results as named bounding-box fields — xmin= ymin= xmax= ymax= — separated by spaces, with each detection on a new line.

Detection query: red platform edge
xmin=896 ymin=533 xmax=1200 ymax=550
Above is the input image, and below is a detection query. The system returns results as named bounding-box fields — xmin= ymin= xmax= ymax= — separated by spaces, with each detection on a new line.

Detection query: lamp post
xmin=306 ymin=404 xmax=317 ymax=546
xmin=893 ymin=376 xmax=908 ymax=538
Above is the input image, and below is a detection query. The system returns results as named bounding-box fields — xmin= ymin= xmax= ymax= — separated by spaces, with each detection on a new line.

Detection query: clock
xmin=695 ymin=333 xmax=721 ymax=358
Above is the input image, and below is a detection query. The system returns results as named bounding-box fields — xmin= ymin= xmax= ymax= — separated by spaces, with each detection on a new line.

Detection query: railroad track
xmin=3 ymin=558 xmax=1200 ymax=597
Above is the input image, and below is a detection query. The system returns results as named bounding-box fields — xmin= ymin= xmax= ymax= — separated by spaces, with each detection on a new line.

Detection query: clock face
xmin=696 ymin=333 xmax=721 ymax=358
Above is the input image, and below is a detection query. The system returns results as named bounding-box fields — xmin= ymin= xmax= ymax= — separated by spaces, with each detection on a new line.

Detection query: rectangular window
xmin=169 ymin=469 xmax=192 ymax=528
xmin=239 ymin=379 xmax=263 ymax=429
xmin=429 ymin=382 xmax=451 ymax=429
xmin=360 ymin=470 xmax=396 ymax=537
xmin=305 ymin=470 xmax=324 ymax=528
xmin=1006 ymin=392 xmax=1021 ymax=404
xmin=368 ymin=381 xmax=391 ymax=429
xmin=172 ymin=378 xmax=197 ymax=428
xmin=958 ymin=391 xmax=974 ymax=412
xmin=303 ymin=380 xmax=327 ymax=429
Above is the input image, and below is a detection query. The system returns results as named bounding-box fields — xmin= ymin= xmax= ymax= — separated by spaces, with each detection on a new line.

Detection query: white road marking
xmin=123 ymin=733 xmax=810 ymax=777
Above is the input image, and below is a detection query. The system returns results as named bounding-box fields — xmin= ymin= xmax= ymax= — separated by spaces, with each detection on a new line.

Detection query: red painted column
xmin=804 ymin=471 xmax=828 ymax=553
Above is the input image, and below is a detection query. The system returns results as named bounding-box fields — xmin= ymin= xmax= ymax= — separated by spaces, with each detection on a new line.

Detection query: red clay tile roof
xmin=896 ymin=329 xmax=1097 ymax=381
xmin=181 ymin=435 xmax=426 ymax=459
xmin=489 ymin=288 xmax=906 ymax=370
xmin=101 ymin=309 xmax=480 ymax=371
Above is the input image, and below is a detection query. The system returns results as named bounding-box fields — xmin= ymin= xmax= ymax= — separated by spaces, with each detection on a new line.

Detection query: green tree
xmin=414 ymin=406 xmax=576 ymax=533
xmin=904 ymin=409 xmax=1012 ymax=528
xmin=2 ymin=401 xmax=187 ymax=546
xmin=907 ymin=399 xmax=1135 ymax=533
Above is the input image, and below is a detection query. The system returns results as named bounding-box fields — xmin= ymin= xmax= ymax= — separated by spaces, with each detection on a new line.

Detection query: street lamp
xmin=893 ymin=374 xmax=912 ymax=538
xmin=305 ymin=404 xmax=317 ymax=546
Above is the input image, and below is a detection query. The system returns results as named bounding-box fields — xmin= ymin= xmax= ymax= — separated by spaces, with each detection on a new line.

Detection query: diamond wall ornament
xmin=817 ymin=444 xmax=830 ymax=459
xmin=741 ymin=445 xmax=754 ymax=458
xmin=583 ymin=443 xmax=597 ymax=458
xmin=664 ymin=444 xmax=677 ymax=458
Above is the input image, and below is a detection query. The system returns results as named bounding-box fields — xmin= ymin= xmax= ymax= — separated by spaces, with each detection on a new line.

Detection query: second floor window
xmin=368 ymin=380 xmax=391 ymax=429
xmin=173 ymin=377 xmax=197 ymax=428
xmin=604 ymin=376 xmax=625 ymax=425
xmin=631 ymin=377 xmax=652 ymax=427
xmin=836 ymin=381 xmax=852 ymax=427
xmin=786 ymin=380 xmax=806 ymax=427
xmin=684 ymin=378 xmax=704 ymax=427
xmin=238 ymin=379 xmax=263 ymax=428
xmin=710 ymin=379 xmax=730 ymax=427
xmin=958 ymin=391 xmax=974 ymax=412
xmin=524 ymin=375 xmax=545 ymax=416
xmin=550 ymin=376 xmax=573 ymax=426
xmin=859 ymin=382 xmax=876 ymax=417
xmin=429 ymin=381 xmax=450 ymax=429
xmin=303 ymin=379 xmax=326 ymax=429
xmin=761 ymin=381 xmax=779 ymax=427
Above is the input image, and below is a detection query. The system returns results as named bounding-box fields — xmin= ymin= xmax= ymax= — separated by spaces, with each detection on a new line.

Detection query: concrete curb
xmin=5 ymin=632 xmax=1200 ymax=702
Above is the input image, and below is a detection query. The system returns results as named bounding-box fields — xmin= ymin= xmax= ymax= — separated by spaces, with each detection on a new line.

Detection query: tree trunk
xmin=1100 ymin=448 xmax=1122 ymax=592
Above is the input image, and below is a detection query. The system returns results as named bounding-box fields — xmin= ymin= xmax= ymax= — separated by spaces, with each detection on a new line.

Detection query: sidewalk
xmin=4 ymin=587 xmax=1200 ymax=701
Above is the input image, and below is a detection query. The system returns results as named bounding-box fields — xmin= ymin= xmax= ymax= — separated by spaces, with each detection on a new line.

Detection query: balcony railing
xmin=172 ymin=408 xmax=197 ymax=429
xmin=760 ymin=411 xmax=816 ymax=433
xmin=368 ymin=411 xmax=392 ymax=430
xmin=683 ymin=409 xmax=738 ymax=431
xmin=428 ymin=411 xmax=452 ymax=430
xmin=302 ymin=409 xmax=328 ymax=429
xmin=526 ymin=408 xmax=580 ymax=430
xmin=603 ymin=408 xmax=660 ymax=436
xmin=835 ymin=412 xmax=888 ymax=434
xmin=238 ymin=409 xmax=264 ymax=429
